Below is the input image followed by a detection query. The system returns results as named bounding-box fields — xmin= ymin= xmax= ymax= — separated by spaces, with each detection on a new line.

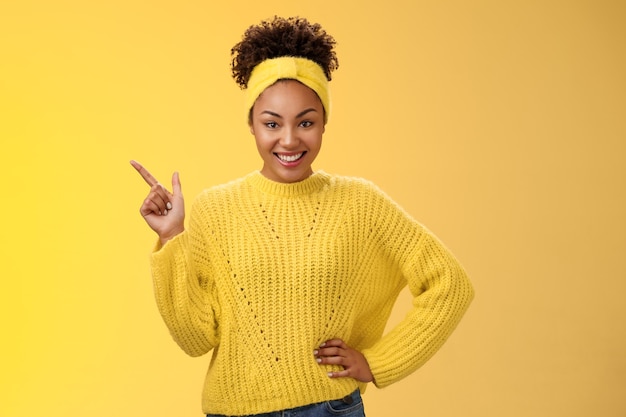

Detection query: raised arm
xmin=132 ymin=160 xmax=218 ymax=356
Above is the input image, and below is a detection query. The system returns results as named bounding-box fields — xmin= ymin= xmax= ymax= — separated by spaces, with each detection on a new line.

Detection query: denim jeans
xmin=206 ymin=389 xmax=365 ymax=417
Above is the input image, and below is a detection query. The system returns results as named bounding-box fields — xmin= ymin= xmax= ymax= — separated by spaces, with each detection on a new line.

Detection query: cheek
xmin=254 ymin=133 xmax=274 ymax=154
xmin=312 ymin=130 xmax=324 ymax=150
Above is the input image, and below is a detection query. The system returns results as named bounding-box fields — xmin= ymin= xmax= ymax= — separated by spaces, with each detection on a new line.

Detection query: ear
xmin=247 ymin=108 xmax=254 ymax=134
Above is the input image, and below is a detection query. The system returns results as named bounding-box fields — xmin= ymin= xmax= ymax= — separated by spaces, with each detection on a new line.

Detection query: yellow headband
xmin=245 ymin=56 xmax=330 ymax=122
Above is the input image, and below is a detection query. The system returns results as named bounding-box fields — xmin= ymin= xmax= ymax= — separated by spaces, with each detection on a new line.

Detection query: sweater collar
xmin=247 ymin=171 xmax=330 ymax=197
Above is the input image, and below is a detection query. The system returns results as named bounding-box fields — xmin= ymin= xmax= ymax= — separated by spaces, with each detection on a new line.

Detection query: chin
xmin=278 ymin=170 xmax=310 ymax=183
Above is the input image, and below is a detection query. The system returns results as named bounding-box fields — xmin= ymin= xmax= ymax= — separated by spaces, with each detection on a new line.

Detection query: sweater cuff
xmin=361 ymin=348 xmax=396 ymax=388
xmin=150 ymin=230 xmax=187 ymax=255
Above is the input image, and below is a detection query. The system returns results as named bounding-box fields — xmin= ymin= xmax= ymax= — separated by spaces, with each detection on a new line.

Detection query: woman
xmin=132 ymin=16 xmax=474 ymax=417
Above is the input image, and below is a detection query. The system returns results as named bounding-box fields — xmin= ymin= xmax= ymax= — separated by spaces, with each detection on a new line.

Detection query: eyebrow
xmin=260 ymin=108 xmax=318 ymax=119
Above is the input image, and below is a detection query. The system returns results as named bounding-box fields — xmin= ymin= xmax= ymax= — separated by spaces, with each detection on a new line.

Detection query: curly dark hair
xmin=231 ymin=16 xmax=339 ymax=89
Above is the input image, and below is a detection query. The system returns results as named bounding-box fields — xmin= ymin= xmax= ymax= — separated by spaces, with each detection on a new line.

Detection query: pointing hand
xmin=130 ymin=160 xmax=185 ymax=245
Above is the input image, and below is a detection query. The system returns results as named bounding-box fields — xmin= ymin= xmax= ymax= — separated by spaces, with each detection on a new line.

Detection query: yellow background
xmin=1 ymin=1 xmax=625 ymax=416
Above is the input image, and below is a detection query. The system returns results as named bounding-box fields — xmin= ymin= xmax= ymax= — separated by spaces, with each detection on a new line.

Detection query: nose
xmin=279 ymin=126 xmax=298 ymax=148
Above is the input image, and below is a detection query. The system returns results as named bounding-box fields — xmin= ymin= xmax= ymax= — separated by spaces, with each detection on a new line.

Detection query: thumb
xmin=172 ymin=171 xmax=182 ymax=196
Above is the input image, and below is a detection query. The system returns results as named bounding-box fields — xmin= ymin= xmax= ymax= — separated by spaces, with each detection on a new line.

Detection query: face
xmin=249 ymin=79 xmax=325 ymax=184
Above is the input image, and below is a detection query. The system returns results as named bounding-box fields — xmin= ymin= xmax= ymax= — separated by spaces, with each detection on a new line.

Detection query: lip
xmin=274 ymin=151 xmax=307 ymax=167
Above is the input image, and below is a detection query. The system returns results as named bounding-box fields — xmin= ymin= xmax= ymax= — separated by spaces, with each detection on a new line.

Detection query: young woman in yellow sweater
xmin=131 ymin=16 xmax=474 ymax=417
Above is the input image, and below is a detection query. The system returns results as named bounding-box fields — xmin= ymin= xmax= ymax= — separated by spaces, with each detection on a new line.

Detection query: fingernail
xmin=316 ymin=358 xmax=322 ymax=363
xmin=166 ymin=202 xmax=172 ymax=210
xmin=163 ymin=210 xmax=168 ymax=215
xmin=327 ymin=372 xmax=334 ymax=378
xmin=313 ymin=350 xmax=318 ymax=356
xmin=320 ymin=343 xmax=326 ymax=347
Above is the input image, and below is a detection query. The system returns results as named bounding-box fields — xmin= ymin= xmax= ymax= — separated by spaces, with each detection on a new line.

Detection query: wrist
xmin=159 ymin=228 xmax=184 ymax=246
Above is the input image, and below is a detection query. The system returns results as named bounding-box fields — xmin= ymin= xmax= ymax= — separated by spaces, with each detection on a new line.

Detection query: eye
xmin=265 ymin=121 xmax=278 ymax=129
xmin=299 ymin=120 xmax=313 ymax=128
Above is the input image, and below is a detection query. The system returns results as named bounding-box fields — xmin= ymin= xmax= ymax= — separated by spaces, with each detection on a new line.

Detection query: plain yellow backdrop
xmin=1 ymin=1 xmax=625 ymax=416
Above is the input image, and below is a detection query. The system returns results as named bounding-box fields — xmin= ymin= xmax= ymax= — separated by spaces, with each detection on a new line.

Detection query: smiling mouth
xmin=275 ymin=152 xmax=305 ymax=162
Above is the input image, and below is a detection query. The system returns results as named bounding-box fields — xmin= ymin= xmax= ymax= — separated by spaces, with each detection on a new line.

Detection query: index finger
xmin=130 ymin=160 xmax=159 ymax=187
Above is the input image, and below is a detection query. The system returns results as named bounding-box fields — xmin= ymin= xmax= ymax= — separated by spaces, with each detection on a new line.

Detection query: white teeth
xmin=277 ymin=153 xmax=303 ymax=162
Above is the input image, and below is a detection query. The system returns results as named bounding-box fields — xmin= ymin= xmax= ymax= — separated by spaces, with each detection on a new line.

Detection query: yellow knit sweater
xmin=150 ymin=171 xmax=474 ymax=415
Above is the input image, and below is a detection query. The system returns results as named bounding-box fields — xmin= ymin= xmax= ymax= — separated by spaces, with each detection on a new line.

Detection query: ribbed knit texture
xmin=150 ymin=171 xmax=474 ymax=416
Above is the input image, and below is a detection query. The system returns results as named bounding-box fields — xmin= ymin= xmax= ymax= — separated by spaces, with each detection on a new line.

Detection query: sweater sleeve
xmin=150 ymin=198 xmax=220 ymax=357
xmin=360 ymin=190 xmax=474 ymax=387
